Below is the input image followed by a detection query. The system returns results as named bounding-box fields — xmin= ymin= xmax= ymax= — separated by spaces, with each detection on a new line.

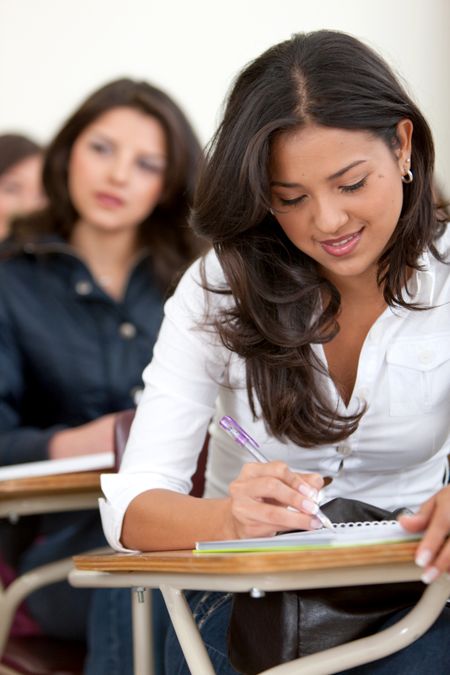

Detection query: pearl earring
xmin=401 ymin=158 xmax=413 ymax=184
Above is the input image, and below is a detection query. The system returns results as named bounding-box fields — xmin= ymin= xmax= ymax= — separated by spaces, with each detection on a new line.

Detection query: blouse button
xmin=358 ymin=387 xmax=369 ymax=401
xmin=75 ymin=280 xmax=93 ymax=296
xmin=129 ymin=386 xmax=143 ymax=404
xmin=119 ymin=322 xmax=137 ymax=339
xmin=337 ymin=443 xmax=352 ymax=457
xmin=418 ymin=349 xmax=434 ymax=365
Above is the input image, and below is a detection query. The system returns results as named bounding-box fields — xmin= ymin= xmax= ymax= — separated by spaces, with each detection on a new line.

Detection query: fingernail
xmin=302 ymin=499 xmax=319 ymax=515
xmin=298 ymin=484 xmax=318 ymax=500
xmin=415 ymin=549 xmax=432 ymax=568
xmin=421 ymin=567 xmax=439 ymax=585
xmin=310 ymin=517 xmax=323 ymax=529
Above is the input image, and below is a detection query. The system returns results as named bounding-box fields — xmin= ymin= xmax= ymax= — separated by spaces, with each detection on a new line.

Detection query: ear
xmin=395 ymin=118 xmax=414 ymax=173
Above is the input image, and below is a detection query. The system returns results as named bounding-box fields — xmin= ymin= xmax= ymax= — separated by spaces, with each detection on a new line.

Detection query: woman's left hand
xmin=399 ymin=485 xmax=450 ymax=584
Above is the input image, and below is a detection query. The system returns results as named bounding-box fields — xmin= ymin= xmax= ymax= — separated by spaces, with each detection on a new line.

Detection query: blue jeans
xmin=165 ymin=591 xmax=240 ymax=675
xmin=165 ymin=591 xmax=450 ymax=675
xmin=84 ymin=587 xmax=170 ymax=675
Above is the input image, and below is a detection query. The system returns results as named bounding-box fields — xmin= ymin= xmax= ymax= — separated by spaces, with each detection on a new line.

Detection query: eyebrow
xmin=270 ymin=159 xmax=368 ymax=188
xmin=90 ymin=132 xmax=167 ymax=160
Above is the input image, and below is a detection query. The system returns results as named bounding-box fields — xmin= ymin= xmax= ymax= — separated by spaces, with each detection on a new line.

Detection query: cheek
xmin=372 ymin=176 xmax=404 ymax=223
xmin=133 ymin=178 xmax=164 ymax=213
xmin=68 ymin=153 xmax=90 ymax=205
xmin=277 ymin=218 xmax=310 ymax=250
xmin=0 ymin=193 xmax=18 ymax=217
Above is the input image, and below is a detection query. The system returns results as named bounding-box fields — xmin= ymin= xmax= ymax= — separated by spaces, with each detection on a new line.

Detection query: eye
xmin=89 ymin=141 xmax=111 ymax=155
xmin=271 ymin=193 xmax=307 ymax=212
xmin=341 ymin=177 xmax=367 ymax=193
xmin=278 ymin=195 xmax=306 ymax=207
xmin=137 ymin=159 xmax=165 ymax=174
xmin=0 ymin=180 xmax=21 ymax=195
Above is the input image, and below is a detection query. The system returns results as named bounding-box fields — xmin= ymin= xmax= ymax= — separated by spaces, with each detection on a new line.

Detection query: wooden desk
xmin=71 ymin=544 xmax=450 ymax=675
xmin=0 ymin=471 xmax=103 ymax=519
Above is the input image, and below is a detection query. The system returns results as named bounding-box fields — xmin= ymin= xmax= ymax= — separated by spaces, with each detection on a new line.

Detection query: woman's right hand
xmin=226 ymin=461 xmax=325 ymax=539
xmin=48 ymin=413 xmax=116 ymax=459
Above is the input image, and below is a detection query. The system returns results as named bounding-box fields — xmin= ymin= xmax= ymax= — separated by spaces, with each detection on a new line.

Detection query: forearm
xmin=48 ymin=414 xmax=116 ymax=459
xmin=0 ymin=426 xmax=67 ymax=465
xmin=121 ymin=489 xmax=235 ymax=551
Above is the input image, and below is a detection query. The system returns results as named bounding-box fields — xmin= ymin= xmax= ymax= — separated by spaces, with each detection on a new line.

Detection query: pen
xmin=219 ymin=415 xmax=334 ymax=531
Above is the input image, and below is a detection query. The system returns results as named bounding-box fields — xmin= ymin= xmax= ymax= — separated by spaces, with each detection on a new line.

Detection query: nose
xmin=108 ymin=155 xmax=131 ymax=185
xmin=311 ymin=196 xmax=349 ymax=235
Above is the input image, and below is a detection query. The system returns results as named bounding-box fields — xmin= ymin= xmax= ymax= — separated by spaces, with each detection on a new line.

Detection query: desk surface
xmin=0 ymin=470 xmax=103 ymax=499
xmin=73 ymin=541 xmax=419 ymax=575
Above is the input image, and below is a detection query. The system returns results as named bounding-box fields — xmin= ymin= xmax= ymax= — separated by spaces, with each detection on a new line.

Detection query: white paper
xmin=0 ymin=452 xmax=115 ymax=481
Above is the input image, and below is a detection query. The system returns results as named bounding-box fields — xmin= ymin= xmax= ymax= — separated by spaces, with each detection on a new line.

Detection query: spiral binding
xmin=332 ymin=520 xmax=398 ymax=529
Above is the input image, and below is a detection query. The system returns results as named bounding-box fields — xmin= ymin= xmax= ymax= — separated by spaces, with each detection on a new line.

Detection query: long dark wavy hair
xmin=191 ymin=30 xmax=446 ymax=447
xmin=12 ymin=78 xmax=205 ymax=291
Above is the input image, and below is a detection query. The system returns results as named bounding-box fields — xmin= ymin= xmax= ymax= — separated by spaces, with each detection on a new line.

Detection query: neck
xmin=324 ymin=268 xmax=383 ymax=306
xmin=69 ymin=221 xmax=140 ymax=299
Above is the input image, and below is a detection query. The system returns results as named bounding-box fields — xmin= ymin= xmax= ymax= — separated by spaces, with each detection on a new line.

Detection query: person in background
xmin=0 ymin=78 xmax=204 ymax=671
xmin=99 ymin=31 xmax=450 ymax=674
xmin=0 ymin=133 xmax=46 ymax=240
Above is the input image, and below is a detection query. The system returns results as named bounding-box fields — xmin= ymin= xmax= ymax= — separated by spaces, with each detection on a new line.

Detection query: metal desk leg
xmin=131 ymin=587 xmax=154 ymax=675
xmin=0 ymin=557 xmax=75 ymax=656
xmin=160 ymin=585 xmax=216 ymax=675
xmin=260 ymin=574 xmax=450 ymax=674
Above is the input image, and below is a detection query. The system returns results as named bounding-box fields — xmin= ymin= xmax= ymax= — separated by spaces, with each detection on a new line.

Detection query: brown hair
xmin=191 ymin=30 xmax=444 ymax=447
xmin=13 ymin=79 xmax=205 ymax=291
xmin=0 ymin=134 xmax=41 ymax=177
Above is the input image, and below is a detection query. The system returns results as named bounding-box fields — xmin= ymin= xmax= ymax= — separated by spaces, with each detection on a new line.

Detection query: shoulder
xmin=178 ymin=248 xmax=227 ymax=290
xmin=169 ymin=248 xmax=230 ymax=315
xmin=0 ymin=247 xmax=33 ymax=285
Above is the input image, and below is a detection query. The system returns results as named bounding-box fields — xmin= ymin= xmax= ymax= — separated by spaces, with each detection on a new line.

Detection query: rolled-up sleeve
xmin=100 ymin=253 xmax=230 ymax=550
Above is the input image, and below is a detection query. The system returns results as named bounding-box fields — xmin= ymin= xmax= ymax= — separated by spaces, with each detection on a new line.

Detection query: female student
xmin=0 ymin=133 xmax=45 ymax=240
xmin=0 ymin=78 xmax=203 ymax=648
xmin=100 ymin=31 xmax=450 ymax=673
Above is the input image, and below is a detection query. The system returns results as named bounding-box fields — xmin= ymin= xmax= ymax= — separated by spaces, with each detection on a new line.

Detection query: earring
xmin=402 ymin=169 xmax=414 ymax=184
xmin=269 ymin=207 xmax=275 ymax=215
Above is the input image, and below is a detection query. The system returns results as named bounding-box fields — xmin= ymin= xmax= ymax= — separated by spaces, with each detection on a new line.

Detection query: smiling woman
xmin=96 ymin=31 xmax=450 ymax=675
xmin=0 ymin=78 xmax=204 ymax=667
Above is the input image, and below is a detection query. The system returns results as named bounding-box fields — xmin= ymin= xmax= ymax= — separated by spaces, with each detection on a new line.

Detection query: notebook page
xmin=195 ymin=520 xmax=421 ymax=552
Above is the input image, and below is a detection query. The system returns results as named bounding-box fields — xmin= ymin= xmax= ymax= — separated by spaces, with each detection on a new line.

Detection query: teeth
xmin=329 ymin=235 xmax=354 ymax=247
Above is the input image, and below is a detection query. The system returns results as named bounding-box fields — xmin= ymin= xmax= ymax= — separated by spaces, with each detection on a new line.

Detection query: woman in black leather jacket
xmin=0 ymin=78 xmax=204 ymax=648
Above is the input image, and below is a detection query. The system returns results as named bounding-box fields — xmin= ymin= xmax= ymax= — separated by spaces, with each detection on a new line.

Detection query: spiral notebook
xmin=195 ymin=520 xmax=421 ymax=553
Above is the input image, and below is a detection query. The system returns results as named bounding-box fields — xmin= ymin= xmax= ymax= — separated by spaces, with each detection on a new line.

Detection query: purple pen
xmin=219 ymin=415 xmax=334 ymax=531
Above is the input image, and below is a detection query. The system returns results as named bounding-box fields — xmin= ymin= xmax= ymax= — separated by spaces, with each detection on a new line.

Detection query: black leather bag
xmin=228 ymin=498 xmax=424 ymax=674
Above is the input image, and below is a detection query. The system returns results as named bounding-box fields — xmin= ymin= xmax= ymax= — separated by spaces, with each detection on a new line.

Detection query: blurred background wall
xmin=0 ymin=0 xmax=448 ymax=191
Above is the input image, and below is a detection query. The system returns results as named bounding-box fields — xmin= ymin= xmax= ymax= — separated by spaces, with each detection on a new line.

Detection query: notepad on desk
xmin=195 ymin=520 xmax=422 ymax=553
xmin=0 ymin=452 xmax=115 ymax=481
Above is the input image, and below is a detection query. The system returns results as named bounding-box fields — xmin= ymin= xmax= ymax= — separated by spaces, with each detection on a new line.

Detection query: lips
xmin=319 ymin=228 xmax=363 ymax=257
xmin=95 ymin=192 xmax=125 ymax=208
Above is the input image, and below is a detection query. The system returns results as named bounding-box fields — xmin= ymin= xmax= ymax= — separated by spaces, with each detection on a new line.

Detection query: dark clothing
xmin=85 ymin=588 xmax=170 ymax=675
xmin=164 ymin=591 xmax=450 ymax=675
xmin=0 ymin=237 xmax=163 ymax=466
xmin=0 ymin=237 xmax=164 ymax=637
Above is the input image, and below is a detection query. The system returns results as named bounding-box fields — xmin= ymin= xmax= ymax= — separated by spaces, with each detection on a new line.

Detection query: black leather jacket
xmin=0 ymin=237 xmax=164 ymax=467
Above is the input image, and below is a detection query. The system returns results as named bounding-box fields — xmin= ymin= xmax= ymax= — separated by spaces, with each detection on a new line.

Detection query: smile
xmin=319 ymin=228 xmax=363 ymax=257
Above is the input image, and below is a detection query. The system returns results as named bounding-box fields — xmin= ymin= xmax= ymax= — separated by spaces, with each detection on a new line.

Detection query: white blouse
xmin=100 ymin=231 xmax=450 ymax=552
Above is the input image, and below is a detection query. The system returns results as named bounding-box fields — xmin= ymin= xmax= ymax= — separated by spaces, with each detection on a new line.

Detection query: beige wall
xmin=0 ymin=0 xmax=448 ymax=190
